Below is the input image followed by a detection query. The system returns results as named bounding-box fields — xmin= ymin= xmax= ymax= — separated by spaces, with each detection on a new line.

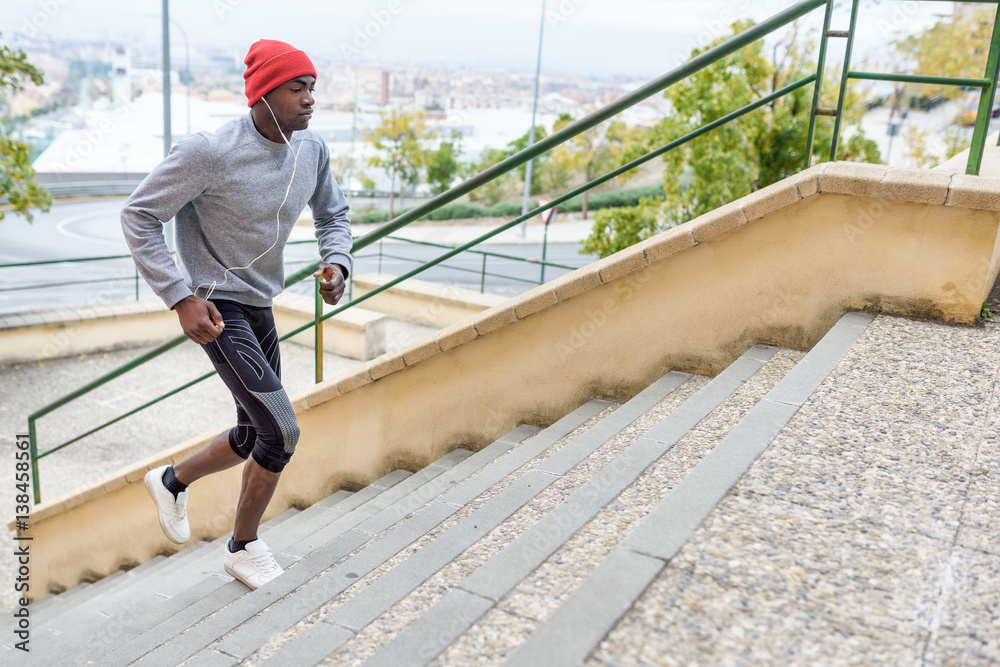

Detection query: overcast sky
xmin=6 ymin=0 xmax=952 ymax=78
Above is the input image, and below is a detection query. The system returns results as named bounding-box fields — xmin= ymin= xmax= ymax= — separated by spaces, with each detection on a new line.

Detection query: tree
xmin=1 ymin=35 xmax=51 ymax=222
xmin=894 ymin=8 xmax=995 ymax=162
xmin=424 ymin=129 xmax=463 ymax=195
xmin=893 ymin=8 xmax=994 ymax=103
xmin=330 ymin=150 xmax=375 ymax=192
xmin=550 ymin=114 xmax=645 ymax=219
xmin=582 ymin=19 xmax=880 ymax=258
xmin=365 ymin=109 xmax=427 ymax=218
xmin=462 ymin=147 xmax=516 ymax=207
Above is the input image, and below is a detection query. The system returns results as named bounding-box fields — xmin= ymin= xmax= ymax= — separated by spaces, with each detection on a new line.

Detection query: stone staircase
xmin=2 ymin=312 xmax=881 ymax=664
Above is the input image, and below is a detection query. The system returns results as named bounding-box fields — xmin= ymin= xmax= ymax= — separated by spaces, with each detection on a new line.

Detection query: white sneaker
xmin=143 ymin=465 xmax=190 ymax=544
xmin=224 ymin=539 xmax=283 ymax=590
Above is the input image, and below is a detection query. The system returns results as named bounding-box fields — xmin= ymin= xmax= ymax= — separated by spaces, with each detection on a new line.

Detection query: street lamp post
xmin=161 ymin=0 xmax=171 ymax=157
xmin=520 ymin=0 xmax=548 ymax=236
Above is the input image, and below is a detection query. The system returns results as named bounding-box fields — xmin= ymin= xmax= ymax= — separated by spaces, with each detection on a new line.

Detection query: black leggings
xmin=201 ymin=300 xmax=299 ymax=473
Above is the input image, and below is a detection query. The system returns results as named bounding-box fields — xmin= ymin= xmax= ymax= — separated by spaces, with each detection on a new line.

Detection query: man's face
xmin=261 ymin=75 xmax=316 ymax=134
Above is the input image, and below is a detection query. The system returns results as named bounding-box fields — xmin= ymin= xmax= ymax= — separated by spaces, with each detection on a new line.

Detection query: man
xmin=121 ymin=39 xmax=352 ymax=589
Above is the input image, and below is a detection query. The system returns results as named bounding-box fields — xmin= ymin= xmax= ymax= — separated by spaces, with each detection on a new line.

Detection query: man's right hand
xmin=175 ymin=296 xmax=225 ymax=344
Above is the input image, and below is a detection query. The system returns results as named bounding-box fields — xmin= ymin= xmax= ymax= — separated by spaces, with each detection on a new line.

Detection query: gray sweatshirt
xmin=121 ymin=113 xmax=352 ymax=309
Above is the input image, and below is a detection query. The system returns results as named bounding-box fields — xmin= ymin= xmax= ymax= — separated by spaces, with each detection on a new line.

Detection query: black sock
xmin=161 ymin=466 xmax=187 ymax=500
xmin=228 ymin=537 xmax=258 ymax=553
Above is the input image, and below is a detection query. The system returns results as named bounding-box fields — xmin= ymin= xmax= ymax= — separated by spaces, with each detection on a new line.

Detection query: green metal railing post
xmin=134 ymin=267 xmax=139 ymax=300
xmin=804 ymin=0 xmax=835 ymax=168
xmin=480 ymin=254 xmax=487 ymax=293
xmin=540 ymin=223 xmax=550 ymax=285
xmin=29 ymin=418 xmax=40 ymax=504
xmin=315 ymin=277 xmax=324 ymax=384
xmin=830 ymin=0 xmax=860 ymax=162
xmin=969 ymin=3 xmax=1000 ymax=174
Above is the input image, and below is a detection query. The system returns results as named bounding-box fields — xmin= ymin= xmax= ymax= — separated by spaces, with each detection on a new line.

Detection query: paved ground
xmin=590 ymin=315 xmax=1000 ymax=665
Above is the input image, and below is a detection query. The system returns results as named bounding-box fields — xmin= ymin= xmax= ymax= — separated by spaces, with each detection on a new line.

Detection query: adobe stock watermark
xmin=555 ymin=269 xmax=652 ymax=361
xmin=877 ymin=1 xmax=920 ymax=38
xmin=545 ymin=0 xmax=587 ymax=30
xmin=675 ymin=0 xmax=752 ymax=66
xmin=16 ymin=0 xmax=72 ymax=39
xmin=340 ymin=0 xmax=410 ymax=62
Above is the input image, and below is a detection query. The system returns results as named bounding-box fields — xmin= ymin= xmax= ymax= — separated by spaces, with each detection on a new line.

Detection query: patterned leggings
xmin=201 ymin=300 xmax=299 ymax=473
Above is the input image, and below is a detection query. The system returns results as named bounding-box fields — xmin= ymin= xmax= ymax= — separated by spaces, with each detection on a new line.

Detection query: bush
xmin=349 ymin=184 xmax=666 ymax=226
xmin=424 ymin=202 xmax=491 ymax=220
xmin=580 ymin=196 xmax=671 ymax=258
xmin=351 ymin=209 xmax=390 ymax=225
xmin=490 ymin=199 xmax=533 ymax=217
xmin=560 ymin=184 xmax=666 ymax=213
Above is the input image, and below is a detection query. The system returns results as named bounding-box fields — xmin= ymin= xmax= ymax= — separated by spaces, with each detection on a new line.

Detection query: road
xmin=0 ymin=198 xmax=595 ymax=314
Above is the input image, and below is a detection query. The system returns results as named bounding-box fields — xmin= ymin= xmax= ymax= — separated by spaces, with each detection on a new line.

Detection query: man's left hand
xmin=314 ymin=262 xmax=347 ymax=305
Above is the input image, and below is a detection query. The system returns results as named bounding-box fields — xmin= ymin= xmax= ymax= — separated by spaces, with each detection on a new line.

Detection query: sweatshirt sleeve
xmin=120 ymin=134 xmax=213 ymax=309
xmin=309 ymin=141 xmax=354 ymax=277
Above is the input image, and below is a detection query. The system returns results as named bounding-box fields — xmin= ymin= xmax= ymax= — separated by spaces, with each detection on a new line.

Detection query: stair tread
xmin=360 ymin=345 xmax=785 ymax=665
xmin=507 ymin=314 xmax=874 ymax=665
xmin=86 ymin=427 xmax=534 ymax=666
xmin=116 ymin=404 xmax=606 ymax=666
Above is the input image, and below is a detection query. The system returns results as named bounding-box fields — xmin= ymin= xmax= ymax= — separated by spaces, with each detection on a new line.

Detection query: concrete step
xmin=76 ymin=425 xmax=537 ymax=666
xmin=22 ymin=470 xmax=408 ymax=664
xmin=506 ymin=313 xmax=875 ymax=665
xmin=27 ymin=508 xmax=301 ymax=636
xmin=338 ymin=343 xmax=790 ymax=666
xmin=261 ymin=368 xmax=702 ymax=666
xmin=106 ymin=405 xmax=606 ymax=666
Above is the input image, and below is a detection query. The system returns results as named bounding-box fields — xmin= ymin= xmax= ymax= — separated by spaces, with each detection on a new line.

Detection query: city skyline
xmin=6 ymin=0 xmax=951 ymax=79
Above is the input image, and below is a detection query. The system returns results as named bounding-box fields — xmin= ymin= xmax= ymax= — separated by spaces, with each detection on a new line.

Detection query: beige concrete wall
xmin=18 ymin=163 xmax=1000 ymax=599
xmin=0 ymin=300 xmax=181 ymax=365
xmin=351 ymin=273 xmax=506 ymax=328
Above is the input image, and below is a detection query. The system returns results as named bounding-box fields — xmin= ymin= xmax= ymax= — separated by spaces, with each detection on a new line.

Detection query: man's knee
xmin=251 ymin=414 xmax=299 ymax=473
xmin=228 ymin=425 xmax=253 ymax=459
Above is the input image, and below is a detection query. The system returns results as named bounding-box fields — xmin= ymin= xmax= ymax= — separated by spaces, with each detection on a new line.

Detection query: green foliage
xmin=365 ymin=109 xmax=428 ymax=218
xmin=550 ymin=115 xmax=645 ymax=218
xmin=982 ymin=302 xmax=996 ymax=319
xmin=581 ymin=196 xmax=667 ymax=258
xmin=425 ymin=131 xmax=462 ymax=195
xmin=560 ymin=184 xmax=665 ymax=213
xmin=1 ymin=34 xmax=50 ymax=222
xmin=463 ymin=147 xmax=516 ymax=207
xmin=490 ymin=200 xmax=529 ymax=217
xmin=582 ymin=19 xmax=880 ymax=257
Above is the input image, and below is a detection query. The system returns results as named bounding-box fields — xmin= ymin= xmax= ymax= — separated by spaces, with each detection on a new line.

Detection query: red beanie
xmin=243 ymin=39 xmax=317 ymax=108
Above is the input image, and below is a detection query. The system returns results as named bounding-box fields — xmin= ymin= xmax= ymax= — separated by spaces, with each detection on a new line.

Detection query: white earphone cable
xmin=197 ymin=97 xmax=301 ymax=301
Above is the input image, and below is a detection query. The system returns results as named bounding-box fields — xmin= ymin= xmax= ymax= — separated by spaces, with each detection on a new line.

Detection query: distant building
xmin=381 ymin=71 xmax=390 ymax=107
xmin=110 ymin=46 xmax=132 ymax=106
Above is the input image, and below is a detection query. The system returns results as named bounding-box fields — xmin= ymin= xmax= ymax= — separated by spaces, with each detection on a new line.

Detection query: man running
xmin=121 ymin=39 xmax=352 ymax=589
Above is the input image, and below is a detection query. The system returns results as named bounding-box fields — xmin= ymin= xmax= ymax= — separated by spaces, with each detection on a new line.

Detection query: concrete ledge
xmin=272 ymin=292 xmax=388 ymax=361
xmin=948 ymin=173 xmax=1000 ymax=211
xmin=882 ymin=167 xmax=952 ymax=205
xmin=690 ymin=200 xmax=747 ymax=242
xmin=20 ymin=163 xmax=1000 ymax=598
xmin=744 ymin=177 xmax=802 ymax=221
xmin=350 ymin=274 xmax=505 ymax=329
xmin=0 ymin=298 xmax=180 ymax=365
xmin=819 ymin=161 xmax=888 ymax=197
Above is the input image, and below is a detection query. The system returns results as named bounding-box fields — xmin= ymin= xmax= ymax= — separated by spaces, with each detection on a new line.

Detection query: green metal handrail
xmin=25 ymin=0 xmax=1000 ymax=503
xmin=826 ymin=0 xmax=1000 ymax=172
